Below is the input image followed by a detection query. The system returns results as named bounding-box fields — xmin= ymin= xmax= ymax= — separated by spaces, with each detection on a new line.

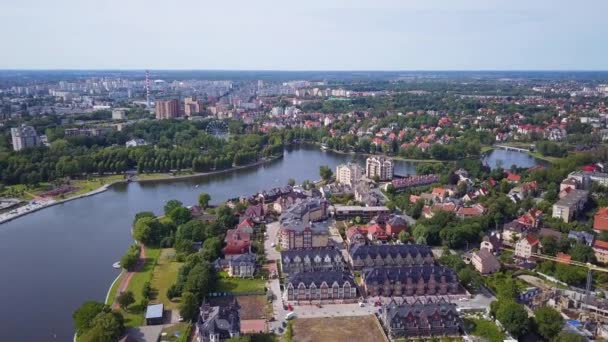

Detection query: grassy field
xmin=215 ymin=272 xmax=266 ymax=293
xmin=291 ymin=316 xmax=386 ymax=342
xmin=464 ymin=318 xmax=506 ymax=342
xmin=115 ymin=246 xmax=162 ymax=327
xmin=161 ymin=323 xmax=191 ymax=342
xmin=150 ymin=248 xmax=183 ymax=310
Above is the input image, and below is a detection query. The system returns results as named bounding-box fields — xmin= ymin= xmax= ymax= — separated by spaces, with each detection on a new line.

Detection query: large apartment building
xmin=366 ymin=156 xmax=394 ymax=181
xmin=11 ymin=124 xmax=41 ymax=151
xmin=155 ymin=99 xmax=180 ymax=119
xmin=184 ymin=96 xmax=203 ymax=116
xmin=552 ymin=189 xmax=589 ymax=223
xmin=335 ymin=163 xmax=363 ymax=186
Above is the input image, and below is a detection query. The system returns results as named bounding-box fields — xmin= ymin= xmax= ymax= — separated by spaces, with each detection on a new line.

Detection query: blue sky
xmin=1 ymin=0 xmax=607 ymax=70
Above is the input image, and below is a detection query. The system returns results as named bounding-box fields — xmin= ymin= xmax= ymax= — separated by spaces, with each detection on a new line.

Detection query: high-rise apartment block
xmin=155 ymin=99 xmax=180 ymax=119
xmin=366 ymin=156 xmax=394 ymax=181
xmin=11 ymin=124 xmax=41 ymax=151
xmin=336 ymin=163 xmax=363 ymax=186
xmin=184 ymin=96 xmax=203 ymax=116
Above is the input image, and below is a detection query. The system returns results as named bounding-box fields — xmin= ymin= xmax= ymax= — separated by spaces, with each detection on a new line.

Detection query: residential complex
xmin=155 ymin=99 xmax=180 ymax=119
xmin=10 ymin=124 xmax=41 ymax=151
xmin=552 ymin=189 xmax=589 ymax=222
xmin=365 ymin=156 xmax=394 ymax=181
xmin=335 ymin=163 xmax=363 ymax=186
xmin=380 ymin=300 xmax=462 ymax=339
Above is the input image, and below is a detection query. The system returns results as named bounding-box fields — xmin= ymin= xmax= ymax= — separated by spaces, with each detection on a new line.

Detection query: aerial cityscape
xmin=2 ymin=1 xmax=608 ymax=342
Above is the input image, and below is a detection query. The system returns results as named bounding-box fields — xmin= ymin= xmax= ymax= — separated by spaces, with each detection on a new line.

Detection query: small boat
xmin=195 ymin=185 xmax=200 ymax=188
xmin=112 ymin=262 xmax=121 ymax=269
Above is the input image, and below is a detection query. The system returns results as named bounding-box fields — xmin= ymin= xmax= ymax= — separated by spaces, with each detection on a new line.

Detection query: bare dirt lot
xmin=209 ymin=295 xmax=268 ymax=320
xmin=292 ymin=315 xmax=386 ymax=342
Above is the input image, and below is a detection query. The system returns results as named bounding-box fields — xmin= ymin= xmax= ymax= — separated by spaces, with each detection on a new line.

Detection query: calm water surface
xmin=0 ymin=146 xmax=535 ymax=341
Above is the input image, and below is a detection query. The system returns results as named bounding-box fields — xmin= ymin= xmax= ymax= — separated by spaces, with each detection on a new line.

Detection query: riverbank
xmin=308 ymin=142 xmax=443 ymax=163
xmin=0 ymin=155 xmax=283 ymax=225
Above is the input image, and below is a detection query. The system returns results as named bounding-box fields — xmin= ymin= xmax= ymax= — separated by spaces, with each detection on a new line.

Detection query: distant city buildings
xmin=10 ymin=124 xmax=41 ymax=151
xmin=184 ymin=96 xmax=203 ymax=116
xmin=155 ymin=99 xmax=180 ymax=119
xmin=112 ymin=108 xmax=127 ymax=120
xmin=366 ymin=156 xmax=393 ymax=181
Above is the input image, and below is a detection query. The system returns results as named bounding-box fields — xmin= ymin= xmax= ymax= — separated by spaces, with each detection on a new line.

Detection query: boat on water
xmin=112 ymin=262 xmax=121 ymax=269
xmin=195 ymin=184 xmax=199 ymax=188
xmin=320 ymin=144 xmax=329 ymax=150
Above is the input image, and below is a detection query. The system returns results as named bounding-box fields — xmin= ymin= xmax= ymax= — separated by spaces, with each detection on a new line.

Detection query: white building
xmin=112 ymin=108 xmax=127 ymax=120
xmin=365 ymin=156 xmax=394 ymax=181
xmin=11 ymin=124 xmax=41 ymax=151
xmin=126 ymin=139 xmax=147 ymax=148
xmin=335 ymin=163 xmax=363 ymax=186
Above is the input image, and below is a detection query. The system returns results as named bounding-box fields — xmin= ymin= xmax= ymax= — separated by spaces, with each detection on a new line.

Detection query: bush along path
xmin=111 ymin=244 xmax=146 ymax=309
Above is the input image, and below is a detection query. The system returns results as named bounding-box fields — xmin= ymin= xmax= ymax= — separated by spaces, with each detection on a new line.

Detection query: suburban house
xmin=195 ymin=300 xmax=240 ymax=342
xmin=552 ymin=189 xmax=589 ymax=223
xmin=514 ymin=235 xmax=540 ymax=259
xmin=380 ymin=300 xmax=462 ymax=339
xmin=284 ymin=271 xmax=357 ymax=302
xmin=594 ymin=207 xmax=608 ymax=233
xmin=236 ymin=218 xmax=255 ymax=235
xmin=243 ymin=203 xmax=265 ymax=223
xmin=227 ymin=253 xmax=256 ymax=277
xmin=222 ymin=229 xmax=251 ymax=258
xmin=348 ymin=244 xmax=435 ymax=270
xmin=280 ymin=248 xmax=344 ymax=275
xmin=385 ymin=215 xmax=408 ymax=235
xmin=471 ymin=249 xmax=501 ymax=274
xmin=366 ymin=223 xmax=389 ymax=242
xmin=362 ymin=266 xmax=463 ymax=297
xmin=480 ymin=233 xmax=502 ymax=253
xmin=455 ymin=204 xmax=486 ymax=218
xmin=593 ymin=240 xmax=608 ymax=264
xmin=345 ymin=226 xmax=367 ymax=247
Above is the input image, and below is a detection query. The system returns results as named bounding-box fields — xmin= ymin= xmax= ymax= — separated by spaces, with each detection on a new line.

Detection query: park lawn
xmin=215 ymin=273 xmax=266 ymax=293
xmin=118 ymin=246 xmax=162 ymax=327
xmin=150 ymin=248 xmax=183 ymax=310
xmin=161 ymin=323 xmax=191 ymax=342
xmin=105 ymin=273 xmax=125 ymax=305
xmin=68 ymin=175 xmax=126 ymax=196
xmin=0 ymin=183 xmax=50 ymax=200
xmin=528 ymin=151 xmax=562 ymax=164
xmin=464 ymin=318 xmax=506 ymax=342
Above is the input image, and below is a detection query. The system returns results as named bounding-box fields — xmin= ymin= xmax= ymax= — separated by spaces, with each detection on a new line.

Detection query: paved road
xmin=264 ymin=222 xmax=287 ymax=333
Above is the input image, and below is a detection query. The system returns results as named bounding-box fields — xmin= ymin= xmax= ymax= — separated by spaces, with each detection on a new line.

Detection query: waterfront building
xmin=335 ymin=163 xmax=363 ymax=186
xmin=365 ymin=156 xmax=394 ymax=181
xmin=11 ymin=124 xmax=41 ymax=151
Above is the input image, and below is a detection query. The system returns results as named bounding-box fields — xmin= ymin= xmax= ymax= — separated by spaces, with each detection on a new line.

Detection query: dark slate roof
xmin=230 ymin=253 xmax=257 ymax=264
xmin=281 ymin=247 xmax=341 ymax=262
xmin=383 ymin=300 xmax=460 ymax=326
xmin=349 ymin=244 xmax=434 ymax=260
xmin=287 ymin=271 xmax=355 ymax=287
xmin=197 ymin=300 xmax=240 ymax=340
xmin=363 ymin=266 xmax=459 ymax=285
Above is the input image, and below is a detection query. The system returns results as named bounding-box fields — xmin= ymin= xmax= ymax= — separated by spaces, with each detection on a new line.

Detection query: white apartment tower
xmin=336 ymin=163 xmax=363 ymax=186
xmin=365 ymin=156 xmax=394 ymax=181
xmin=11 ymin=124 xmax=41 ymax=151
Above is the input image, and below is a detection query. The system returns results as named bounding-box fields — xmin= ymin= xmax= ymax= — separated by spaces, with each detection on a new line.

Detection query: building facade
xmin=195 ymin=300 xmax=240 ymax=342
xmin=11 ymin=124 xmax=41 ymax=151
xmin=184 ymin=96 xmax=203 ymax=116
xmin=335 ymin=163 xmax=363 ymax=186
xmin=552 ymin=189 xmax=589 ymax=223
xmin=514 ymin=235 xmax=540 ymax=259
xmin=155 ymin=99 xmax=180 ymax=119
xmin=380 ymin=300 xmax=462 ymax=339
xmin=280 ymin=247 xmax=344 ymax=275
xmin=471 ymin=249 xmax=501 ymax=274
xmin=366 ymin=156 xmax=394 ymax=181
xmin=362 ymin=266 xmax=462 ymax=297
xmin=333 ymin=205 xmax=390 ymax=221
xmin=227 ymin=253 xmax=256 ymax=277
xmin=284 ymin=271 xmax=357 ymax=302
xmin=348 ymin=244 xmax=435 ymax=270
xmin=279 ymin=198 xmax=329 ymax=250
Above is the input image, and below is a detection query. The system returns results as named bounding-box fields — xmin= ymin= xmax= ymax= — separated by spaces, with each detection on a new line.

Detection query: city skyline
xmin=1 ymin=0 xmax=608 ymax=71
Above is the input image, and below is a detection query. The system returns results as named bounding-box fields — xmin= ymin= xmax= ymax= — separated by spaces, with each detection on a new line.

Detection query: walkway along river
xmin=0 ymin=146 xmax=535 ymax=341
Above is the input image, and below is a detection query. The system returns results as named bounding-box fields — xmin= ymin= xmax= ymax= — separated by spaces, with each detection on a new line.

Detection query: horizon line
xmin=1 ymin=68 xmax=608 ymax=73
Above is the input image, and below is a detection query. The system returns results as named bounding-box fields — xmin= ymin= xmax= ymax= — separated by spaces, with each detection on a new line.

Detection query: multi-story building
xmin=184 ymin=96 xmax=203 ymax=116
xmin=280 ymin=247 xmax=344 ymax=275
xmin=552 ymin=189 xmax=589 ymax=223
xmin=226 ymin=253 xmax=256 ymax=278
xmin=335 ymin=163 xmax=363 ymax=186
xmin=195 ymin=300 xmax=240 ymax=342
xmin=348 ymin=244 xmax=434 ymax=270
xmin=333 ymin=205 xmax=390 ymax=221
xmin=284 ymin=271 xmax=357 ymax=302
xmin=471 ymin=249 xmax=501 ymax=274
xmin=279 ymin=198 xmax=330 ymax=250
xmin=514 ymin=235 xmax=540 ymax=259
xmin=64 ymin=127 xmax=112 ymax=137
xmin=11 ymin=124 xmax=41 ymax=151
xmin=380 ymin=300 xmax=462 ymax=339
xmin=594 ymin=240 xmax=608 ymax=264
xmin=362 ymin=266 xmax=463 ymax=297
xmin=155 ymin=99 xmax=180 ymax=119
xmin=112 ymin=108 xmax=127 ymax=120
xmin=366 ymin=156 xmax=394 ymax=181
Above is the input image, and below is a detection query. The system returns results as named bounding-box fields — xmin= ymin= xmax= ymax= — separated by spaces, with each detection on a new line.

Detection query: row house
xmin=594 ymin=240 xmax=608 ymax=264
xmin=349 ymin=244 xmax=434 ymax=270
xmin=284 ymin=271 xmax=357 ymax=302
xmin=380 ymin=300 xmax=462 ymax=339
xmin=280 ymin=247 xmax=344 ymax=275
xmin=362 ymin=266 xmax=462 ymax=297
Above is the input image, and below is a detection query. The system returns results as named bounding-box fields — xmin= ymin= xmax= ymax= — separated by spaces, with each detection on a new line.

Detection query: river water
xmin=0 ymin=146 xmax=534 ymax=341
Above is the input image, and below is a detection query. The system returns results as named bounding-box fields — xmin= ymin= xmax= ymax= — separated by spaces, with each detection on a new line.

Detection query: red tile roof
xmin=556 ymin=252 xmax=571 ymax=264
xmin=526 ymin=235 xmax=539 ymax=246
xmin=594 ymin=207 xmax=608 ymax=231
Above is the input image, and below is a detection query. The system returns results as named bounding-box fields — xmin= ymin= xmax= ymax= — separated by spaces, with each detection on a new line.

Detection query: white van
xmin=285 ymin=312 xmax=296 ymax=320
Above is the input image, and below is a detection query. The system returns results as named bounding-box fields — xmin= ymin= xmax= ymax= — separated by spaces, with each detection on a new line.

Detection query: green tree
xmin=164 ymin=199 xmax=183 ymax=216
xmin=179 ymin=291 xmax=199 ymax=322
xmin=288 ymin=178 xmax=296 ymax=186
xmin=534 ymin=306 xmax=564 ymax=341
xmin=570 ymin=243 xmax=597 ymax=263
xmin=120 ymin=245 xmax=140 ymax=271
xmin=169 ymin=206 xmax=192 ymax=225
xmin=73 ymin=301 xmax=107 ymax=335
xmin=319 ymin=165 xmax=333 ymax=181
xmin=80 ymin=311 xmax=124 ymax=342
xmin=496 ymin=301 xmax=529 ymax=337
xmin=541 ymin=236 xmax=558 ymax=256
xmin=117 ymin=291 xmax=135 ymax=311
xmin=133 ymin=217 xmax=154 ymax=244
xmin=198 ymin=193 xmax=211 ymax=208
xmin=398 ymin=230 xmax=410 ymax=243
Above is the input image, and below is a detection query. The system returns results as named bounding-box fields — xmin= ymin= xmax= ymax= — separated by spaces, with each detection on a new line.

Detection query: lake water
xmin=0 ymin=146 xmax=536 ymax=341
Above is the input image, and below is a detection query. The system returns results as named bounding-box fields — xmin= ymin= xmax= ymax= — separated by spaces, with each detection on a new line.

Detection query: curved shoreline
xmin=0 ymin=155 xmax=283 ymax=225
